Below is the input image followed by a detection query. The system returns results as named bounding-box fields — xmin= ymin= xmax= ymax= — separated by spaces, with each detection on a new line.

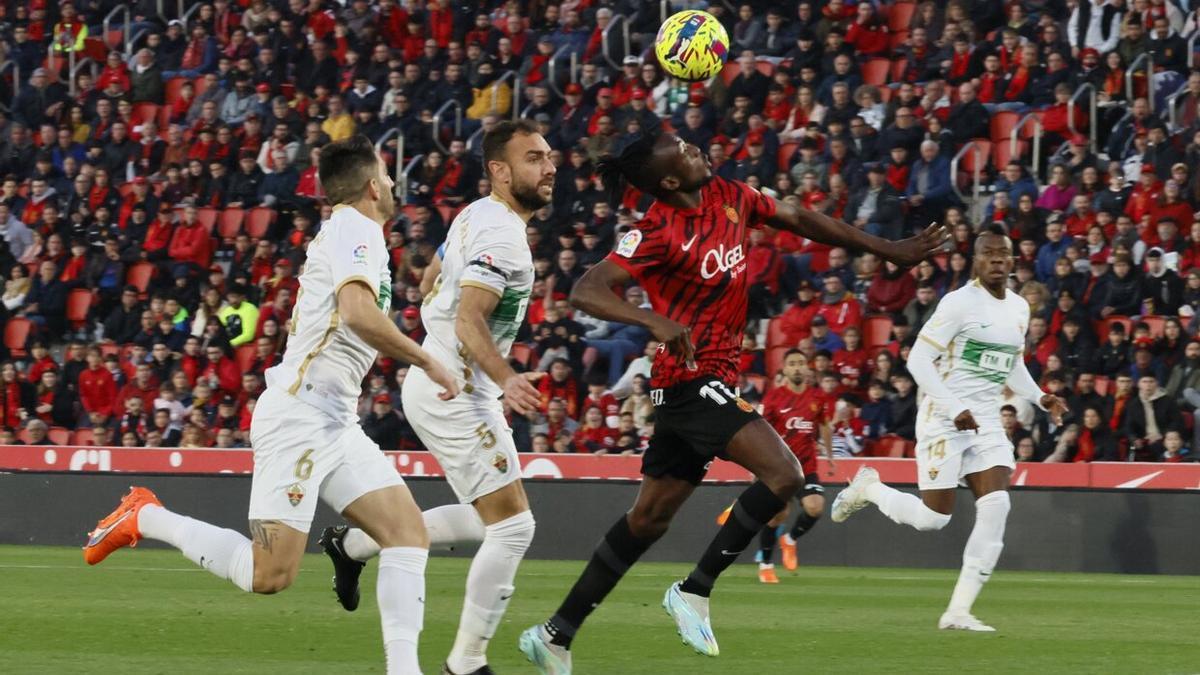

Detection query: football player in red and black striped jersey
xmin=519 ymin=127 xmax=946 ymax=671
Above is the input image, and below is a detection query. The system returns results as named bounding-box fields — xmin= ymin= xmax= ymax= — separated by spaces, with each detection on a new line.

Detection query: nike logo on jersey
xmin=980 ymin=323 xmax=993 ymax=329
xmin=681 ymin=234 xmax=699 ymax=252
xmin=779 ymin=407 xmax=793 ymax=413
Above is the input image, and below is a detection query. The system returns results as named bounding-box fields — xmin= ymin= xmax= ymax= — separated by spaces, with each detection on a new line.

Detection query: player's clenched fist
xmin=648 ymin=315 xmax=696 ymax=370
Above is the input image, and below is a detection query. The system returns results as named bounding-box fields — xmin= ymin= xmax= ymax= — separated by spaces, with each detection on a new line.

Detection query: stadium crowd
xmin=0 ymin=0 xmax=1199 ymax=464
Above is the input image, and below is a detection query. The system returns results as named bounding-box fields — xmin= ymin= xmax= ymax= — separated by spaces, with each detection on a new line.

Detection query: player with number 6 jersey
xmin=520 ymin=126 xmax=948 ymax=675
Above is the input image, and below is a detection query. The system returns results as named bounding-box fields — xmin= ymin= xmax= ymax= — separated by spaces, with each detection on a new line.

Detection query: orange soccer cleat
xmin=83 ymin=486 xmax=161 ymax=565
xmin=715 ymin=503 xmax=734 ymax=526
xmin=779 ymin=534 xmax=798 ymax=571
xmin=757 ymin=565 xmax=780 ymax=584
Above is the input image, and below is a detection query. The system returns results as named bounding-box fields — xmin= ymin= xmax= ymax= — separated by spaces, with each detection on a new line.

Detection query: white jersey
xmin=915 ymin=280 xmax=1030 ymax=438
xmin=264 ymin=205 xmax=392 ymax=425
xmin=421 ymin=195 xmax=533 ymax=400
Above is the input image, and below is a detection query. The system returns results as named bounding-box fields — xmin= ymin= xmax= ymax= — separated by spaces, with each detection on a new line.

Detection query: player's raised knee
xmin=913 ymin=510 xmax=952 ymax=532
xmin=372 ymin=518 xmax=430 ymax=550
xmin=764 ymin=465 xmax=804 ymax=500
xmin=252 ymin=565 xmax=298 ymax=594
xmin=626 ymin=506 xmax=672 ymax=541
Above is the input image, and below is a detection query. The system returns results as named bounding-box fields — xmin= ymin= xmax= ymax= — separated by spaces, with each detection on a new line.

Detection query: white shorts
xmin=401 ymin=366 xmax=521 ymax=504
xmin=915 ymin=431 xmax=1015 ymax=491
xmin=248 ymin=387 xmax=405 ymax=531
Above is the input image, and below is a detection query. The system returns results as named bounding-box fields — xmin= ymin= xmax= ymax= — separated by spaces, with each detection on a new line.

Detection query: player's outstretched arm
xmin=766 ymin=199 xmax=948 ymax=266
xmin=571 ymin=260 xmax=695 ymax=367
xmin=456 ymin=285 xmax=543 ymax=415
xmin=337 ymin=280 xmax=459 ymax=400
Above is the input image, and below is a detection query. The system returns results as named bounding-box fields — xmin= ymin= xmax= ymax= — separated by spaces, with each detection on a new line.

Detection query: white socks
xmin=864 ymin=482 xmax=952 ymax=532
xmin=947 ymin=491 xmax=1010 ymax=615
xmin=344 ymin=504 xmax=487 ymax=561
xmin=447 ymin=510 xmax=536 ymax=674
xmin=378 ymin=546 xmax=429 ymax=675
xmin=138 ymin=504 xmax=255 ymax=592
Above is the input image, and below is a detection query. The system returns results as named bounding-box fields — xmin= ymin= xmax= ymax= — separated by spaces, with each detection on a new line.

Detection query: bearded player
xmin=756 ymin=349 xmax=833 ymax=582
xmin=832 ymin=229 xmax=1067 ymax=632
xmin=518 ymin=128 xmax=947 ymax=674
xmin=321 ymin=121 xmax=552 ymax=675
xmin=84 ymin=136 xmax=460 ymax=674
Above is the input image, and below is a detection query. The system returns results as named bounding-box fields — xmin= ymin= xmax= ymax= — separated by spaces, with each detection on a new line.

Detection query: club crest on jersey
xmin=724 ymin=205 xmax=739 ymax=223
xmin=928 ymin=467 xmax=939 ymax=481
xmin=616 ymin=230 xmax=642 ymax=258
xmin=492 ymin=453 xmax=509 ymax=473
xmin=286 ymin=482 xmax=306 ymax=506
xmin=736 ymin=397 xmax=754 ymax=413
xmin=352 ymin=243 xmax=369 ymax=266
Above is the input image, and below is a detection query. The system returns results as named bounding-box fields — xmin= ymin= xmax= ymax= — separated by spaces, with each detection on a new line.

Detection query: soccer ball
xmin=654 ymin=10 xmax=730 ymax=82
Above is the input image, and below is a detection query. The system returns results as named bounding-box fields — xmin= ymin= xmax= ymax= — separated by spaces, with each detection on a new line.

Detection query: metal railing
xmin=1011 ymin=113 xmax=1043 ymax=176
xmin=431 ymin=100 xmax=462 ymax=154
xmin=181 ymin=2 xmax=205 ymax=29
xmin=102 ymin=5 xmax=130 ymax=52
xmin=375 ymin=128 xmax=405 ymax=198
xmin=949 ymin=140 xmax=985 ymax=206
xmin=602 ymin=14 xmax=633 ymax=70
xmin=489 ymin=70 xmax=520 ymax=120
xmin=124 ymin=26 xmax=152 ymax=59
xmin=1067 ymin=83 xmax=1097 ymax=152
xmin=661 ymin=0 xmax=669 ymax=23
xmin=1191 ymin=33 xmax=1199 ymax=69
xmin=400 ymin=154 xmax=424 ymax=205
xmin=520 ymin=102 xmax=535 ymax=119
xmin=0 ymin=61 xmax=20 ymax=96
xmin=1167 ymin=86 xmax=1191 ymax=131
xmin=157 ymin=0 xmax=183 ymax=23
xmin=545 ymin=43 xmax=578 ymax=98
xmin=1126 ymin=52 xmax=1155 ymax=112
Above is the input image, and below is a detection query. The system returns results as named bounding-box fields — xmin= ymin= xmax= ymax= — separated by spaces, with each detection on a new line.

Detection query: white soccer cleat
xmin=938 ymin=612 xmax=996 ymax=632
xmin=518 ymin=625 xmax=572 ymax=675
xmin=831 ymin=466 xmax=880 ymax=523
xmin=663 ymin=582 xmax=719 ymax=657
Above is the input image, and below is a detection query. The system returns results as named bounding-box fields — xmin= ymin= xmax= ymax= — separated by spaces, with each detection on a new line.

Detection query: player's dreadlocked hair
xmin=595 ymin=125 xmax=662 ymax=201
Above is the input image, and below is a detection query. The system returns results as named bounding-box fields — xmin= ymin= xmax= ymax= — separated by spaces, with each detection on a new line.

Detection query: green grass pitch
xmin=2 ymin=545 xmax=1196 ymax=673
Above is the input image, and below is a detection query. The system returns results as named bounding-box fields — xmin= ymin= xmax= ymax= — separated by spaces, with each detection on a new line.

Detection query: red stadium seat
xmin=71 ymin=429 xmax=95 ymax=446
xmin=887 ymin=1 xmax=917 ymax=31
xmin=1141 ymin=315 xmax=1166 ymax=338
xmin=719 ymin=62 xmax=739 ymax=85
xmin=104 ymin=29 xmax=124 ymax=49
xmin=245 ymin=207 xmax=276 ymax=239
xmin=1096 ymin=315 xmax=1133 ymax=339
xmin=889 ymin=58 xmax=907 ymax=82
xmin=776 ymin=142 xmax=797 ymax=171
xmin=991 ymin=140 xmax=1026 ymax=172
xmin=218 ymin=207 xmax=245 ymax=238
xmin=755 ymin=60 xmax=775 ymax=78
xmin=765 ymin=346 xmax=790 ymax=378
xmin=4 ymin=317 xmax=32 ymax=357
xmin=235 ymin=344 xmax=257 ymax=373
xmin=98 ymin=343 xmax=121 ymax=358
xmin=866 ymin=434 xmax=911 ymax=457
xmin=862 ymin=314 xmax=894 ymax=351
xmin=888 ymin=30 xmax=910 ymax=50
xmin=82 ymin=38 xmax=109 ymax=62
xmin=766 ymin=317 xmax=789 ymax=349
xmin=860 ymin=58 xmax=890 ymax=86
xmin=193 ymin=75 xmax=211 ymax=96
xmin=48 ymin=427 xmax=70 ymax=445
xmin=194 ymin=207 xmax=219 ymax=234
xmin=125 ymin=262 xmax=155 ymax=297
xmin=132 ymin=102 xmax=159 ymax=125
xmin=66 ymin=288 xmax=93 ymax=328
xmin=436 ymin=204 xmax=457 ymax=224
xmin=509 ymin=342 xmax=534 ymax=367
xmin=989 ymin=111 xmax=1021 ymax=143
xmin=165 ymin=77 xmax=188 ymax=106
xmin=959 ymin=140 xmax=991 ymax=175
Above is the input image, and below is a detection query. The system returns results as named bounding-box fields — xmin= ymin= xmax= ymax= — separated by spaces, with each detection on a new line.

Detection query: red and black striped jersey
xmin=605 ymin=177 xmax=776 ymax=389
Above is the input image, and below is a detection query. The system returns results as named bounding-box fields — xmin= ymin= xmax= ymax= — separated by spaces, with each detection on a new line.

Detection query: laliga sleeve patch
xmin=616 ymin=230 xmax=642 ymax=258
xmin=351 ymin=243 xmax=369 ymax=266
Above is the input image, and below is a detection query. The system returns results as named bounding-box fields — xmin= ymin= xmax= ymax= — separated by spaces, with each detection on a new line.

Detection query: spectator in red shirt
xmin=845 ymin=2 xmax=889 ymax=58
xmin=117 ymin=363 xmax=160 ymax=414
xmin=168 ymin=206 xmax=214 ymax=274
xmin=816 ymin=272 xmax=862 ymax=335
xmin=866 ymin=260 xmax=917 ymax=314
xmin=26 ymin=341 xmax=58 ymax=384
xmin=582 ymin=379 xmax=619 ymax=429
xmin=198 ymin=344 xmax=240 ymax=396
xmin=78 ymin=347 xmax=117 ymax=421
xmin=832 ymin=326 xmax=868 ymax=391
xmin=572 ymin=406 xmax=617 ymax=454
xmin=537 ymin=359 xmax=579 ymax=417
xmin=777 ymin=280 xmax=821 ymax=345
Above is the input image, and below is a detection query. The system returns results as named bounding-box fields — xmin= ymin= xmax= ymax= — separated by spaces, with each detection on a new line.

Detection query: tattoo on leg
xmin=249 ymin=519 xmax=280 ymax=553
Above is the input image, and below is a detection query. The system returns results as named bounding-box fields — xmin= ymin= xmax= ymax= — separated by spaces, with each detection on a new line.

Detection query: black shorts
xmin=802 ymin=472 xmax=824 ymax=497
xmin=642 ymin=376 xmax=761 ymax=486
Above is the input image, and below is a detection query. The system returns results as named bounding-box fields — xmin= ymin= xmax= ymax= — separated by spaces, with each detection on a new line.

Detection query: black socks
xmin=679 ymin=481 xmax=786 ymax=597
